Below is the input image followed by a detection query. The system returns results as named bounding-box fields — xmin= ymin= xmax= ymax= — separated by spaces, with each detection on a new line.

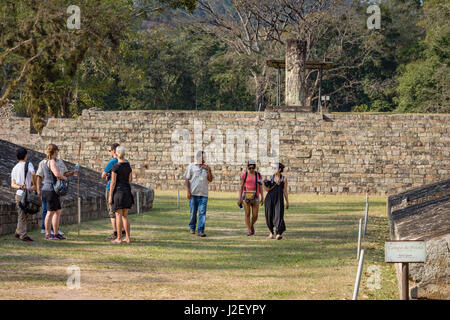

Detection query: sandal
xmin=111 ymin=238 xmax=122 ymax=244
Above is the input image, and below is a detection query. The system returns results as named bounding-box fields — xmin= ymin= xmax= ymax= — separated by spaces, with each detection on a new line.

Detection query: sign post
xmin=385 ymin=241 xmax=426 ymax=300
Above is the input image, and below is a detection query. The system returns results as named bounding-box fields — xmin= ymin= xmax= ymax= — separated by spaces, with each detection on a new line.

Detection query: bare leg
xmin=251 ymin=202 xmax=259 ymax=230
xmin=243 ymin=201 xmax=252 ymax=233
xmin=121 ymin=210 xmax=131 ymax=243
xmin=45 ymin=212 xmax=54 ymax=236
xmin=52 ymin=211 xmax=60 ymax=235
xmin=110 ymin=218 xmax=116 ymax=232
xmin=112 ymin=211 xmax=123 ymax=243
xmin=54 ymin=209 xmax=62 ymax=234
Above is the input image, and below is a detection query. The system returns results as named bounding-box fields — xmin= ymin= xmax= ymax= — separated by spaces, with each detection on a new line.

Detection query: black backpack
xmin=19 ymin=162 xmax=42 ymax=215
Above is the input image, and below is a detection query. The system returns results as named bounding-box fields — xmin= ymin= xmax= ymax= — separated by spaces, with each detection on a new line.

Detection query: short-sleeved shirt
xmin=184 ymin=163 xmax=213 ymax=197
xmin=111 ymin=161 xmax=132 ymax=190
xmin=11 ymin=161 xmax=35 ymax=196
xmin=104 ymin=158 xmax=118 ymax=190
xmin=36 ymin=158 xmax=67 ymax=178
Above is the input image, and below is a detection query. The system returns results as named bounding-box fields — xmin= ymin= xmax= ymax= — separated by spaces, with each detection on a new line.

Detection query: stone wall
xmin=0 ymin=116 xmax=40 ymax=150
xmin=2 ymin=109 xmax=450 ymax=195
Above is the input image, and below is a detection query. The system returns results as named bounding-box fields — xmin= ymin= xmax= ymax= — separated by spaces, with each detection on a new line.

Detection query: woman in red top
xmin=237 ymin=160 xmax=264 ymax=236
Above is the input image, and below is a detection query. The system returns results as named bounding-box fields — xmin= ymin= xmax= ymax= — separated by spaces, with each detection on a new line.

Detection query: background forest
xmin=0 ymin=0 xmax=448 ymax=132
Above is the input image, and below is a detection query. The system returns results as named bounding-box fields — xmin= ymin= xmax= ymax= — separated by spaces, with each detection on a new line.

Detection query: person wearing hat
xmin=238 ymin=159 xmax=264 ymax=236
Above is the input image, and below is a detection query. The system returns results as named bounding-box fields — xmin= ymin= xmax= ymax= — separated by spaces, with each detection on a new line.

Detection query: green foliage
xmin=394 ymin=0 xmax=449 ymax=113
xmin=77 ymin=27 xmax=254 ymax=111
xmin=352 ymin=104 xmax=370 ymax=112
xmin=2 ymin=0 xmax=448 ymax=119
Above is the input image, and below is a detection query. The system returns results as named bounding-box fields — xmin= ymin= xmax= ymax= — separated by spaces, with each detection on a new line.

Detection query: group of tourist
xmin=10 ymin=145 xmax=288 ymax=243
xmin=185 ymin=151 xmax=289 ymax=240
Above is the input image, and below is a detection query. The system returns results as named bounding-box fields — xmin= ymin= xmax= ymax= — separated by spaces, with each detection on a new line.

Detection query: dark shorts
xmin=42 ymin=190 xmax=61 ymax=212
xmin=112 ymin=189 xmax=134 ymax=212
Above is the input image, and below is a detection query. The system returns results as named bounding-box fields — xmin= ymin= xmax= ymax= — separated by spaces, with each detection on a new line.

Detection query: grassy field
xmin=0 ymin=191 xmax=398 ymax=300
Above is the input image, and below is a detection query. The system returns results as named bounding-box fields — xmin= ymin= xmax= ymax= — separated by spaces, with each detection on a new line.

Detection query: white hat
xmin=247 ymin=159 xmax=256 ymax=166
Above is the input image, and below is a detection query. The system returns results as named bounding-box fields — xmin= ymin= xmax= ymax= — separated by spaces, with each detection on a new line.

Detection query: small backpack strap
xmin=243 ymin=171 xmax=248 ymax=191
xmin=24 ymin=161 xmax=29 ymax=187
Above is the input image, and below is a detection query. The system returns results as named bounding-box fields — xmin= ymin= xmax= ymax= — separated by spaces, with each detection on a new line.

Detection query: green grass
xmin=0 ymin=191 xmax=398 ymax=300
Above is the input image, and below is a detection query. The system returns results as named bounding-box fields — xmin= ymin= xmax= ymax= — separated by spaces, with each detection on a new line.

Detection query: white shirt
xmin=11 ymin=161 xmax=35 ymax=196
xmin=184 ymin=163 xmax=213 ymax=197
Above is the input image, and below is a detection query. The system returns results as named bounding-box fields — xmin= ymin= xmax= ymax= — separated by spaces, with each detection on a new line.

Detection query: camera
xmin=264 ymin=180 xmax=275 ymax=188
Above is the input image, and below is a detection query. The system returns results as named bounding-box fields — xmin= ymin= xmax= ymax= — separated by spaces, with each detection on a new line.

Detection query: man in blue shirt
xmin=102 ymin=143 xmax=124 ymax=239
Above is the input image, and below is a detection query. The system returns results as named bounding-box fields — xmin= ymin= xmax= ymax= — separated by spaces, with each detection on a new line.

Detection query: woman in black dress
xmin=264 ymin=163 xmax=289 ymax=240
xmin=108 ymin=146 xmax=134 ymax=243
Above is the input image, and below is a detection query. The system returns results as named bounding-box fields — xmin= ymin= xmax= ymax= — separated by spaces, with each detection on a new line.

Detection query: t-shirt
xmin=104 ymin=158 xmax=118 ymax=190
xmin=36 ymin=158 xmax=67 ymax=178
xmin=241 ymin=171 xmax=262 ymax=193
xmin=184 ymin=163 xmax=213 ymax=197
xmin=11 ymin=161 xmax=35 ymax=196
xmin=111 ymin=161 xmax=132 ymax=191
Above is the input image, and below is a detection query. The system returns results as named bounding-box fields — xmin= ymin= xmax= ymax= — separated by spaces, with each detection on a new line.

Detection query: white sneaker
xmin=50 ymin=230 xmax=65 ymax=236
xmin=41 ymin=229 xmax=45 ymax=234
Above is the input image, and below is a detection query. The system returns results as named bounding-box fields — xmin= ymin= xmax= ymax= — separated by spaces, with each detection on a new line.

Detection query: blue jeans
xmin=189 ymin=196 xmax=208 ymax=233
xmin=41 ymin=199 xmax=47 ymax=230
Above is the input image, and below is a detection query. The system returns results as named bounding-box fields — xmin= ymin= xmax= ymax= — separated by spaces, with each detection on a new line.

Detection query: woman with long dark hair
xmin=264 ymin=163 xmax=289 ymax=240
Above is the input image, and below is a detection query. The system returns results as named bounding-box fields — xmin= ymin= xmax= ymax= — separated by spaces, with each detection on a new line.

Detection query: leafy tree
xmin=394 ymin=0 xmax=449 ymax=113
xmin=0 ymin=0 xmax=197 ymax=131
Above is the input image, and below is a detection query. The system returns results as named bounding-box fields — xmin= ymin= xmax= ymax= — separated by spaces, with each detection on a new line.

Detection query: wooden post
xmin=357 ymin=218 xmax=363 ymax=261
xmin=353 ymin=249 xmax=365 ymax=300
xmin=401 ymin=263 xmax=409 ymax=300
xmin=77 ymin=143 xmax=81 ymax=236
xmin=77 ymin=197 xmax=81 ymax=236
xmin=177 ymin=189 xmax=180 ymax=210
xmin=318 ymin=69 xmax=322 ymax=113
xmin=285 ymin=39 xmax=307 ymax=108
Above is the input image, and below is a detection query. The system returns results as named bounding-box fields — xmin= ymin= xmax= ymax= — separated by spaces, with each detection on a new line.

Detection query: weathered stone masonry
xmin=2 ymin=110 xmax=449 ymax=195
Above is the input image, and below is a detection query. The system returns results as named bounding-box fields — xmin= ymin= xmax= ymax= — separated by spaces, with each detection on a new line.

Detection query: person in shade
xmin=10 ymin=147 xmax=36 ymax=242
xmin=102 ymin=143 xmax=125 ymax=240
xmin=237 ymin=160 xmax=263 ymax=236
xmin=109 ymin=146 xmax=134 ymax=244
xmin=185 ymin=151 xmax=214 ymax=237
xmin=264 ymin=163 xmax=289 ymax=240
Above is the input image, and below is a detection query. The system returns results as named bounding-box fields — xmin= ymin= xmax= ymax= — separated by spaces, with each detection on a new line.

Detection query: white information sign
xmin=385 ymin=241 xmax=426 ymax=263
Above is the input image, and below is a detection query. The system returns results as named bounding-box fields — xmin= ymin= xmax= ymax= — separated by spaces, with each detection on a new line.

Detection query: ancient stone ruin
xmin=388 ymin=179 xmax=450 ymax=299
